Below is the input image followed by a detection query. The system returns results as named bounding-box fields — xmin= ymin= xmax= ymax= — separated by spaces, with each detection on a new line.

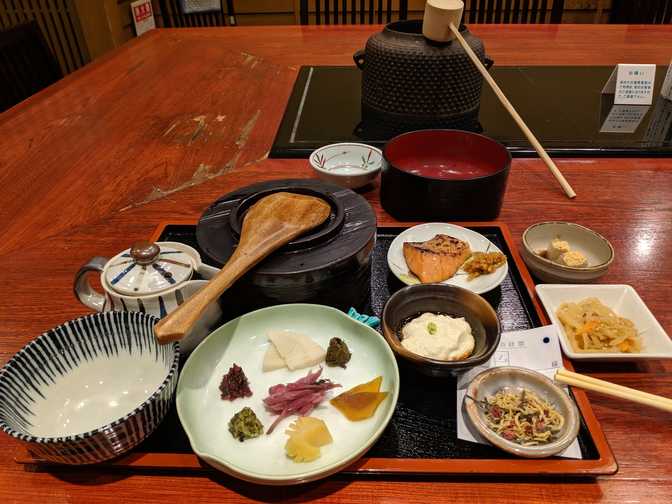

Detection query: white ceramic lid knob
xmin=423 ymin=0 xmax=464 ymax=43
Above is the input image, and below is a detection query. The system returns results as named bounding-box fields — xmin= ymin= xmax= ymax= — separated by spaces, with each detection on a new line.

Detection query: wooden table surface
xmin=1 ymin=24 xmax=671 ymax=503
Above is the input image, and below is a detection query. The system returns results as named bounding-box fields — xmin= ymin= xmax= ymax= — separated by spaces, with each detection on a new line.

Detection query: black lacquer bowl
xmin=380 ymin=129 xmax=511 ymax=221
xmin=382 ymin=284 xmax=501 ymax=377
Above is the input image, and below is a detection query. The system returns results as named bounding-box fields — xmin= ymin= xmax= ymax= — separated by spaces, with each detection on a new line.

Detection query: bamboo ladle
xmin=423 ymin=0 xmax=576 ymax=199
xmin=154 ymin=192 xmax=331 ymax=344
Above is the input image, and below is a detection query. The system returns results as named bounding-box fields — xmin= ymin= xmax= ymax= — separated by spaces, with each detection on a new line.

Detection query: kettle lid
xmin=104 ymin=241 xmax=194 ymax=296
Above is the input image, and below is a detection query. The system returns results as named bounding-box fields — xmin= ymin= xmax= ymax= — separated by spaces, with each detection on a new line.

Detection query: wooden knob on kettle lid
xmin=423 ymin=0 xmax=464 ymax=43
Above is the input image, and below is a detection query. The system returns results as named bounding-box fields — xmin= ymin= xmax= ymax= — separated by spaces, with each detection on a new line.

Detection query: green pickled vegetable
xmin=427 ymin=322 xmax=438 ymax=335
xmin=228 ymin=407 xmax=263 ymax=442
xmin=325 ymin=337 xmax=351 ymax=368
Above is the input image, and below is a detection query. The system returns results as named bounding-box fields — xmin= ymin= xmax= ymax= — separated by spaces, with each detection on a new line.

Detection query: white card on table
xmin=602 ymin=64 xmax=656 ymax=105
xmin=643 ymin=96 xmax=672 ymax=145
xmin=600 ymin=104 xmax=649 ymax=133
xmin=455 ymin=325 xmax=583 ymax=459
xmin=131 ymin=0 xmax=156 ymax=37
xmin=661 ymin=60 xmax=672 ymax=100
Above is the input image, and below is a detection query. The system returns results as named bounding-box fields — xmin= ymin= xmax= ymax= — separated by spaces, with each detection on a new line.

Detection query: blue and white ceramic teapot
xmin=74 ymin=241 xmax=221 ymax=353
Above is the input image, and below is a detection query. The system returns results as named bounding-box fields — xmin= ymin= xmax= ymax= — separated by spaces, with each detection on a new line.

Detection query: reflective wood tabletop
xmin=0 ymin=24 xmax=671 ymax=503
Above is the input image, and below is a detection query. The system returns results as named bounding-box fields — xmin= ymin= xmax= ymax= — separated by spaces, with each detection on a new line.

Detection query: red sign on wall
xmin=133 ymin=2 xmax=153 ymax=23
xmin=131 ymin=0 xmax=156 ymax=36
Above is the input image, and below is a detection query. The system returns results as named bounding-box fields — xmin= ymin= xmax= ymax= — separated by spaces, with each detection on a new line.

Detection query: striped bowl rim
xmin=0 ymin=311 xmax=180 ymax=444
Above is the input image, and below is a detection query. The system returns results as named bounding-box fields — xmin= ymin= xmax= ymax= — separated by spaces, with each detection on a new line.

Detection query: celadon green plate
xmin=176 ymin=304 xmax=400 ymax=485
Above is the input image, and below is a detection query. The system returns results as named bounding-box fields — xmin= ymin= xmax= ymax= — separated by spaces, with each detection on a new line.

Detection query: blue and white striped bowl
xmin=0 ymin=312 xmax=179 ymax=464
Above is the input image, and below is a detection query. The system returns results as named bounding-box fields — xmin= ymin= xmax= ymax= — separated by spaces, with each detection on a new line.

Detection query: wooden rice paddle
xmin=154 ymin=192 xmax=331 ymax=344
xmin=423 ymin=0 xmax=576 ymax=199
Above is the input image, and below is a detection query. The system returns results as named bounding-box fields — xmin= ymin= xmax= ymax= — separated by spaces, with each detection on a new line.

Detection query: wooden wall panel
xmin=106 ymin=0 xmax=134 ymax=43
xmin=294 ymin=0 xmax=611 ymax=24
xmin=236 ymin=13 xmax=296 ymax=26
xmin=236 ymin=0 xmax=294 ymax=12
xmin=0 ymin=0 xmax=89 ymax=74
xmin=406 ymin=0 xmax=612 ymax=24
xmin=0 ymin=0 xmax=616 ymax=74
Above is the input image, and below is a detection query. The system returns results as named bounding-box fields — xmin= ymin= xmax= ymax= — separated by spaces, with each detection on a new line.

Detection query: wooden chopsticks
xmin=555 ymin=368 xmax=672 ymax=413
xmin=447 ymin=23 xmax=577 ymax=199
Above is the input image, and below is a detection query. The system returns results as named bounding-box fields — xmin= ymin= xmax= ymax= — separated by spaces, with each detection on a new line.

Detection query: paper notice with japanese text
xmin=602 ymin=64 xmax=656 ymax=105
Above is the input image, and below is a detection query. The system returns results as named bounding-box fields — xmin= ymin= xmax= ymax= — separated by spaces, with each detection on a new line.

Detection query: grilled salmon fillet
xmin=403 ymin=234 xmax=472 ymax=283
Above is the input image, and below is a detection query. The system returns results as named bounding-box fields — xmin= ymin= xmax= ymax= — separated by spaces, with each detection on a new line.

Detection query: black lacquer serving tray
xmin=17 ymin=223 xmax=616 ymax=476
xmin=270 ymin=65 xmax=672 ymax=159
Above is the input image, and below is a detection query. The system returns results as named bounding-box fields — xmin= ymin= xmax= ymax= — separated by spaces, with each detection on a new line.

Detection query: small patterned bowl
xmin=464 ymin=367 xmax=580 ymax=458
xmin=0 ymin=312 xmax=179 ymax=464
xmin=309 ymin=143 xmax=383 ymax=189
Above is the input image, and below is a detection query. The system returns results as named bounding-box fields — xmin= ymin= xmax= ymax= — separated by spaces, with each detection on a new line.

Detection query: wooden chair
xmin=0 ymin=21 xmax=61 ymax=112
xmin=299 ymin=1 xmax=409 ymax=25
xmin=465 ymin=0 xmax=565 ymax=24
xmin=609 ymin=0 xmax=672 ymax=24
xmin=157 ymin=0 xmax=237 ymax=27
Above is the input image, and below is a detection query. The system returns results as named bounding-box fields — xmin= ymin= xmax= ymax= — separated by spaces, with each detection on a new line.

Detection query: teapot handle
xmin=353 ymin=49 xmax=365 ymax=70
xmin=196 ymin=263 xmax=220 ymax=279
xmin=74 ymin=257 xmax=108 ymax=312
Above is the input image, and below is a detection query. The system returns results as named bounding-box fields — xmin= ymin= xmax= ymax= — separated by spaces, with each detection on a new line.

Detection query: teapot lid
xmin=104 ymin=241 xmax=194 ymax=296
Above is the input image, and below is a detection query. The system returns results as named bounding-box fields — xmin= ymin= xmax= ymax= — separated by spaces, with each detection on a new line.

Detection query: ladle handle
xmin=448 ymin=22 xmax=576 ymax=199
xmin=154 ymin=191 xmax=332 ymax=344
xmin=153 ymin=253 xmax=251 ymax=344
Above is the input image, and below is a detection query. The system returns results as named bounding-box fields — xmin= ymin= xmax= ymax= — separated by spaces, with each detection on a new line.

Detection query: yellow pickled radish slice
xmin=284 ymin=417 xmax=333 ymax=462
xmin=285 ymin=417 xmax=333 ymax=447
xmin=285 ymin=435 xmax=320 ymax=463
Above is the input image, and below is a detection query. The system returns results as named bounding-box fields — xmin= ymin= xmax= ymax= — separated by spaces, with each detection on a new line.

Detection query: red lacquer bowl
xmin=381 ymin=130 xmax=511 ymax=221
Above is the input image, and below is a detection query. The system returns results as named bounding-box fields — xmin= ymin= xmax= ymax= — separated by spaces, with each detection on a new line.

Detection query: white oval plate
xmin=387 ymin=223 xmax=508 ymax=294
xmin=177 ymin=304 xmax=399 ymax=485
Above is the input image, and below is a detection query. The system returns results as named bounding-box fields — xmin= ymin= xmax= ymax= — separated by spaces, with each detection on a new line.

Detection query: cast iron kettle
xmin=354 ymin=20 xmax=492 ymax=132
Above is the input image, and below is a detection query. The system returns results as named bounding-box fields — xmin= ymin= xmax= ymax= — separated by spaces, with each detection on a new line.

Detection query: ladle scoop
xmin=154 ymin=191 xmax=331 ymax=344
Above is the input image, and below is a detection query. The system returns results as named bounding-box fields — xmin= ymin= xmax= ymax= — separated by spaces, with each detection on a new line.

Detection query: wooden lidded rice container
xmin=196 ymin=179 xmax=377 ymax=314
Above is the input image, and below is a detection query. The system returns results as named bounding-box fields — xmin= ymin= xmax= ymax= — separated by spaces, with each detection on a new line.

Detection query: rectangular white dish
xmin=536 ymin=284 xmax=672 ymax=361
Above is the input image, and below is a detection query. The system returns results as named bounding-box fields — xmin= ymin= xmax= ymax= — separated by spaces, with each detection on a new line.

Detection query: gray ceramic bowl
xmin=381 ymin=284 xmax=501 ymax=377
xmin=464 ymin=367 xmax=580 ymax=458
xmin=0 ymin=312 xmax=179 ymax=464
xmin=521 ymin=222 xmax=614 ymax=283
